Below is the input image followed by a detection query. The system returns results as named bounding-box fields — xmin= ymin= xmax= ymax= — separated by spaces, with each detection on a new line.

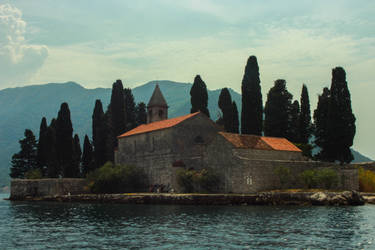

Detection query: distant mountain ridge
xmin=0 ymin=81 xmax=371 ymax=186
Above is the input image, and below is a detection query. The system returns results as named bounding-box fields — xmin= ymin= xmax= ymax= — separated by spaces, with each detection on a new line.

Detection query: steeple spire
xmin=147 ymin=83 xmax=168 ymax=123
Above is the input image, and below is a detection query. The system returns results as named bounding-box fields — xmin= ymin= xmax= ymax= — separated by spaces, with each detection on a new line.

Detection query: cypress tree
xmin=232 ymin=101 xmax=239 ymax=134
xmin=45 ymin=121 xmax=59 ymax=178
xmin=326 ymin=67 xmax=356 ymax=163
xmin=218 ymin=88 xmax=233 ymax=132
xmin=72 ymin=134 xmax=82 ymax=177
xmin=81 ymin=135 xmax=94 ymax=176
xmin=109 ymin=79 xmax=126 ymax=138
xmin=299 ymin=84 xmax=312 ymax=144
xmin=56 ymin=102 xmax=74 ymax=177
xmin=135 ymin=102 xmax=147 ymax=126
xmin=314 ymin=87 xmax=331 ymax=161
xmin=10 ymin=129 xmax=38 ymax=178
xmin=92 ymin=99 xmax=107 ymax=168
xmin=37 ymin=117 xmax=48 ymax=175
xmin=124 ymin=88 xmax=136 ymax=131
xmin=104 ymin=109 xmax=115 ymax=162
xmin=264 ymin=79 xmax=293 ymax=138
xmin=241 ymin=55 xmax=263 ymax=135
xmin=190 ymin=75 xmax=210 ymax=117
xmin=288 ymin=100 xmax=300 ymax=142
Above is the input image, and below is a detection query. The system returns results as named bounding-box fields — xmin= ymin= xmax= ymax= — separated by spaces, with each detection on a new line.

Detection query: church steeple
xmin=147 ymin=84 xmax=168 ymax=123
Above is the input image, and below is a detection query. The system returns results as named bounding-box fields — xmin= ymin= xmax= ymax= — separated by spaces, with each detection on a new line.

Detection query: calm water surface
xmin=1 ymin=193 xmax=375 ymax=249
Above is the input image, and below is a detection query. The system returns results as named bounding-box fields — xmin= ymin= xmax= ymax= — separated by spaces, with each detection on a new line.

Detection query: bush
xmin=300 ymin=168 xmax=339 ymax=189
xmin=86 ymin=162 xmax=145 ymax=193
xmin=177 ymin=168 xmax=220 ymax=193
xmin=25 ymin=169 xmax=43 ymax=179
xmin=359 ymin=167 xmax=375 ymax=192
xmin=274 ymin=166 xmax=291 ymax=188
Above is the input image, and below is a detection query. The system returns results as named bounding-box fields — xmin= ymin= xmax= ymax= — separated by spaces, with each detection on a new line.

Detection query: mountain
xmin=0 ymin=80 xmax=241 ymax=186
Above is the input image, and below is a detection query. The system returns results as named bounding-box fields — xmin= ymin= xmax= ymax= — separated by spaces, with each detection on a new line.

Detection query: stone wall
xmin=10 ymin=178 xmax=88 ymax=200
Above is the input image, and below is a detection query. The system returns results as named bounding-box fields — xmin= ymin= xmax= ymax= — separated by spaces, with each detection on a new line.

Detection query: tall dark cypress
xmin=299 ymin=84 xmax=312 ymax=144
xmin=124 ymin=88 xmax=136 ymax=131
xmin=218 ymin=88 xmax=233 ymax=132
xmin=72 ymin=134 xmax=82 ymax=177
xmin=81 ymin=135 xmax=94 ymax=176
xmin=264 ymin=79 xmax=293 ymax=138
xmin=45 ymin=121 xmax=59 ymax=178
xmin=56 ymin=102 xmax=74 ymax=177
xmin=190 ymin=75 xmax=210 ymax=117
xmin=288 ymin=100 xmax=300 ymax=142
xmin=92 ymin=99 xmax=107 ymax=168
xmin=241 ymin=55 xmax=263 ymax=135
xmin=104 ymin=109 xmax=115 ymax=162
xmin=232 ymin=101 xmax=239 ymax=134
xmin=326 ymin=67 xmax=356 ymax=163
xmin=10 ymin=129 xmax=38 ymax=178
xmin=109 ymin=79 xmax=126 ymax=139
xmin=37 ymin=117 xmax=48 ymax=174
xmin=135 ymin=102 xmax=147 ymax=126
xmin=314 ymin=87 xmax=331 ymax=161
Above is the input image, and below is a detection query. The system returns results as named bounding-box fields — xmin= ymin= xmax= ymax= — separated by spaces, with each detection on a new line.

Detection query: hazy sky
xmin=0 ymin=0 xmax=374 ymax=159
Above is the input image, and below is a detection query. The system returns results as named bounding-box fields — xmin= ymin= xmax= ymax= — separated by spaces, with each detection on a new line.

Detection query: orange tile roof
xmin=219 ymin=132 xmax=302 ymax=152
xmin=118 ymin=112 xmax=200 ymax=138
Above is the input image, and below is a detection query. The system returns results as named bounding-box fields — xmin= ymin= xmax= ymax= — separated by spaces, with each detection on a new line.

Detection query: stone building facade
xmin=115 ymin=85 xmax=359 ymax=193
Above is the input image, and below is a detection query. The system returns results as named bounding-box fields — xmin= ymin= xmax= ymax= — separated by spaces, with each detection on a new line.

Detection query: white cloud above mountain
xmin=0 ymin=4 xmax=48 ymax=88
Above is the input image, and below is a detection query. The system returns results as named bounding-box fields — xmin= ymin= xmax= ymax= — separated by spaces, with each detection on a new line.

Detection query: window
xmin=158 ymin=110 xmax=163 ymax=118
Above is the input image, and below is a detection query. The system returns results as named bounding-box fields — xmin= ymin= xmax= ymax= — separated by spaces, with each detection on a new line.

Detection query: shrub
xmin=86 ymin=162 xmax=145 ymax=193
xmin=294 ymin=143 xmax=313 ymax=158
xmin=274 ymin=166 xmax=291 ymax=188
xmin=300 ymin=168 xmax=339 ymax=189
xmin=177 ymin=168 xmax=220 ymax=193
xmin=316 ymin=168 xmax=338 ymax=189
xmin=300 ymin=170 xmax=317 ymax=189
xmin=25 ymin=169 xmax=43 ymax=179
xmin=359 ymin=167 xmax=375 ymax=192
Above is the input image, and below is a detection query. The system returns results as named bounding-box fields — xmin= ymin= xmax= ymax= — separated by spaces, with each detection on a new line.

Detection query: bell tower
xmin=147 ymin=84 xmax=168 ymax=123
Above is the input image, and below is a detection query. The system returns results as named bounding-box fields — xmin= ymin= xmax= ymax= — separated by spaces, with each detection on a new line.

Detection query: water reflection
xmin=1 ymin=195 xmax=375 ymax=249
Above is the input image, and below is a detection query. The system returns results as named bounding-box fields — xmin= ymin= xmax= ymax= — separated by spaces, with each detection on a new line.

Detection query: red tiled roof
xmin=118 ymin=112 xmax=200 ymax=138
xmin=219 ymin=132 xmax=302 ymax=152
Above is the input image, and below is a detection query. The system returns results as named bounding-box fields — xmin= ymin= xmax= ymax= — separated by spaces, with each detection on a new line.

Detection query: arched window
xmin=158 ymin=110 xmax=163 ymax=118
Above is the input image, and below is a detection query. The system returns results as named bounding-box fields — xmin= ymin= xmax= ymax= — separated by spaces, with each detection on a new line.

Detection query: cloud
xmin=0 ymin=4 xmax=48 ymax=88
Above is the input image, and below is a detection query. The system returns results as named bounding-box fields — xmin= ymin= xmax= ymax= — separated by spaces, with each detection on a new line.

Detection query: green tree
xmin=81 ymin=135 xmax=94 ymax=176
xmin=288 ymin=100 xmax=300 ymax=142
xmin=10 ymin=129 xmax=38 ymax=178
xmin=314 ymin=87 xmax=331 ymax=161
xmin=326 ymin=67 xmax=356 ymax=163
xmin=232 ymin=101 xmax=239 ymax=133
xmin=241 ymin=55 xmax=263 ymax=135
xmin=56 ymin=102 xmax=74 ymax=177
xmin=37 ymin=117 xmax=48 ymax=175
xmin=45 ymin=122 xmax=59 ymax=178
xmin=92 ymin=99 xmax=108 ymax=168
xmin=218 ymin=88 xmax=233 ymax=132
xmin=124 ymin=88 xmax=136 ymax=131
xmin=299 ymin=84 xmax=312 ymax=144
xmin=264 ymin=79 xmax=293 ymax=138
xmin=135 ymin=102 xmax=147 ymax=126
xmin=72 ymin=134 xmax=82 ymax=177
xmin=190 ymin=75 xmax=210 ymax=117
xmin=109 ymin=79 xmax=126 ymax=139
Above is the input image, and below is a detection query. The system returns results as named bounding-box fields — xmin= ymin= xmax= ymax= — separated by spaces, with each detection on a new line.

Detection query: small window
xmin=158 ymin=110 xmax=163 ymax=118
xmin=194 ymin=135 xmax=204 ymax=144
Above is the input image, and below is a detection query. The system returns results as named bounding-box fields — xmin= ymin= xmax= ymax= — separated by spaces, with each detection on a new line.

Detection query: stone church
xmin=115 ymin=84 xmax=358 ymax=193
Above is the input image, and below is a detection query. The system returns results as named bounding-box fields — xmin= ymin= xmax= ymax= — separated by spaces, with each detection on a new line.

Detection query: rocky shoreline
xmin=7 ymin=191 xmax=373 ymax=206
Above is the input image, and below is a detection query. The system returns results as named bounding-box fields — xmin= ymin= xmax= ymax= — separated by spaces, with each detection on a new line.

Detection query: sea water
xmin=1 ymin=193 xmax=375 ymax=249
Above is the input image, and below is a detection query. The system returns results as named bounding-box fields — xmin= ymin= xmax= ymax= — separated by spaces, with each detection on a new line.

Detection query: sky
xmin=0 ymin=0 xmax=374 ymax=159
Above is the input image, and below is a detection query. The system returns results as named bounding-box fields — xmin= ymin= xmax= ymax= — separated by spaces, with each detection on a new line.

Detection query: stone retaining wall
xmin=10 ymin=178 xmax=88 ymax=200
